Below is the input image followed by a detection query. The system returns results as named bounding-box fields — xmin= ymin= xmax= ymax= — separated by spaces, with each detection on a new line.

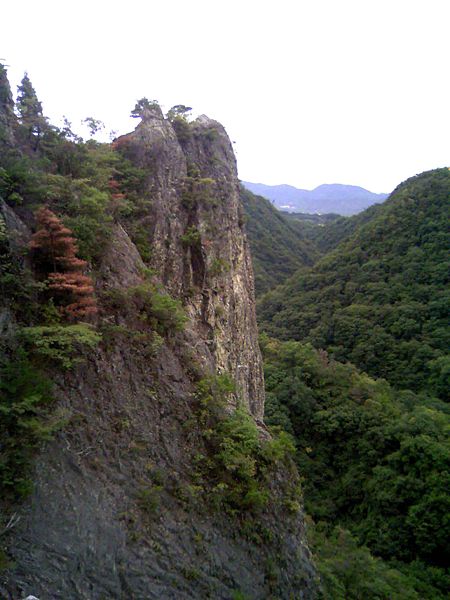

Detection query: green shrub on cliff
xmin=0 ymin=349 xmax=54 ymax=499
xmin=194 ymin=374 xmax=296 ymax=513
xmin=180 ymin=226 xmax=201 ymax=248
xmin=20 ymin=324 xmax=101 ymax=369
xmin=129 ymin=283 xmax=188 ymax=334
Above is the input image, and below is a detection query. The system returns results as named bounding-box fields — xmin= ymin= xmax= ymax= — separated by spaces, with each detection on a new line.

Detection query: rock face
xmin=0 ymin=112 xmax=317 ymax=599
xmin=116 ymin=108 xmax=265 ymax=420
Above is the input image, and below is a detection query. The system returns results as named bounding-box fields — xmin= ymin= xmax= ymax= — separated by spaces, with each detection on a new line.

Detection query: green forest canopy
xmin=258 ymin=168 xmax=450 ymax=400
xmin=240 ymin=186 xmax=318 ymax=294
xmin=263 ymin=336 xmax=450 ymax=599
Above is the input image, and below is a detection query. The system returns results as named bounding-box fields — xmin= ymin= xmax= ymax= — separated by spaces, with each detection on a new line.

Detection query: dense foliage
xmin=262 ymin=336 xmax=450 ymax=598
xmin=192 ymin=374 xmax=297 ymax=514
xmin=284 ymin=205 xmax=382 ymax=254
xmin=0 ymin=67 xmax=120 ymax=502
xmin=240 ymin=186 xmax=317 ymax=294
xmin=0 ymin=349 xmax=54 ymax=499
xmin=259 ymin=169 xmax=450 ymax=399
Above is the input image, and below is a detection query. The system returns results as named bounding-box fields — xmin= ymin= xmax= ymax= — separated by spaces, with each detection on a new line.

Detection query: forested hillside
xmin=287 ymin=203 xmax=385 ymax=254
xmin=240 ymin=186 xmax=318 ymax=294
xmin=253 ymin=168 xmax=450 ymax=598
xmin=258 ymin=168 xmax=450 ymax=399
xmin=262 ymin=336 xmax=450 ymax=599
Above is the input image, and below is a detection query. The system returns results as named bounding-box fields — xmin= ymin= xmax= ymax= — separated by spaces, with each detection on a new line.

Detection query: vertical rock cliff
xmin=115 ymin=106 xmax=264 ymax=420
xmin=0 ymin=107 xmax=317 ymax=599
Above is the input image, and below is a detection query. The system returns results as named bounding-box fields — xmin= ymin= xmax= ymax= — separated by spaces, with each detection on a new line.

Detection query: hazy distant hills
xmin=242 ymin=181 xmax=389 ymax=216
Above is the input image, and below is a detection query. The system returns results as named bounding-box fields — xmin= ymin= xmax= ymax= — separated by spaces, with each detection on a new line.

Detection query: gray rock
xmin=0 ymin=112 xmax=318 ymax=599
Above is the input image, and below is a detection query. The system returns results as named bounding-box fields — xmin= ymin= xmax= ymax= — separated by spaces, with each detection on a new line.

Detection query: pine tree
xmin=47 ymin=272 xmax=97 ymax=319
xmin=16 ymin=73 xmax=47 ymax=150
xmin=0 ymin=63 xmax=16 ymax=145
xmin=30 ymin=207 xmax=85 ymax=272
xmin=130 ymin=97 xmax=160 ymax=119
xmin=30 ymin=207 xmax=97 ymax=320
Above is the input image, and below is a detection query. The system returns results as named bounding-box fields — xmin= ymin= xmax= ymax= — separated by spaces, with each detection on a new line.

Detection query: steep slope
xmin=258 ymin=168 xmax=450 ymax=398
xmin=243 ymin=181 xmax=388 ymax=215
xmin=297 ymin=203 xmax=385 ymax=254
xmin=262 ymin=336 xmax=450 ymax=599
xmin=240 ymin=186 xmax=318 ymax=295
xmin=0 ymin=92 xmax=317 ymax=599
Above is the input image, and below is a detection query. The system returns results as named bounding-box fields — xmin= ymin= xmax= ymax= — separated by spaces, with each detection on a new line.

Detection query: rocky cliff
xmin=0 ymin=103 xmax=317 ymax=599
xmin=114 ymin=106 xmax=264 ymax=420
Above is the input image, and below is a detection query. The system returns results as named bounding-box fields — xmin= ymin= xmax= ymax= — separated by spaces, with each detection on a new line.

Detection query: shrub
xmin=20 ymin=324 xmax=101 ymax=369
xmin=181 ymin=226 xmax=201 ymax=248
xmin=130 ymin=223 xmax=152 ymax=262
xmin=150 ymin=291 xmax=187 ymax=333
xmin=194 ymin=374 xmax=295 ymax=513
xmin=232 ymin=591 xmax=250 ymax=600
xmin=198 ymin=127 xmax=219 ymax=142
xmin=0 ymin=349 xmax=55 ymax=499
xmin=262 ymin=428 xmax=296 ymax=463
xmin=136 ymin=485 xmax=163 ymax=515
xmin=171 ymin=117 xmax=192 ymax=145
xmin=181 ymin=176 xmax=216 ymax=210
xmin=209 ymin=257 xmax=230 ymax=278
xmin=129 ymin=283 xmax=187 ymax=335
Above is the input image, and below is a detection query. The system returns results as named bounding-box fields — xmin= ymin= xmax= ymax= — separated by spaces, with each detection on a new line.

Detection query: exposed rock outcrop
xmin=116 ymin=110 xmax=264 ymax=420
xmin=0 ymin=112 xmax=318 ymax=599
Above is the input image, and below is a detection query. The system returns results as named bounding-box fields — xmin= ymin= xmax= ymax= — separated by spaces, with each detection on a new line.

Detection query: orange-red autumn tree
xmin=30 ymin=206 xmax=97 ymax=320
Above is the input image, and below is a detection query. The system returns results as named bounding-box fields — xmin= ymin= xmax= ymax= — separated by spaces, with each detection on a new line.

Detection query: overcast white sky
xmin=2 ymin=0 xmax=449 ymax=192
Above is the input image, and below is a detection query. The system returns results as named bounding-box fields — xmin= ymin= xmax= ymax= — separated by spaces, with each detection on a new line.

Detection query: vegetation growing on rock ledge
xmin=0 ymin=349 xmax=55 ymax=499
xmin=193 ymin=374 xmax=298 ymax=514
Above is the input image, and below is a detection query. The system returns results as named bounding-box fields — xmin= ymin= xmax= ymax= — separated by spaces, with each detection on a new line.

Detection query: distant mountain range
xmin=242 ymin=182 xmax=389 ymax=216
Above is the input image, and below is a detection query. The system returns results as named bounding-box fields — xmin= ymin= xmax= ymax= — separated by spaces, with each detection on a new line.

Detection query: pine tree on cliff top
xmin=0 ymin=62 xmax=16 ymax=144
xmin=16 ymin=73 xmax=47 ymax=151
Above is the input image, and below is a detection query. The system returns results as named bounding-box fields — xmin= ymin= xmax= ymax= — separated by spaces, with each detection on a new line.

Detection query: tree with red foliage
xmin=47 ymin=272 xmax=97 ymax=319
xmin=30 ymin=207 xmax=85 ymax=272
xmin=30 ymin=207 xmax=97 ymax=320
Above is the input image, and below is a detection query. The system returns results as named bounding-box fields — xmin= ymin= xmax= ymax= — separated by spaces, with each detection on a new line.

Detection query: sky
xmin=2 ymin=0 xmax=449 ymax=193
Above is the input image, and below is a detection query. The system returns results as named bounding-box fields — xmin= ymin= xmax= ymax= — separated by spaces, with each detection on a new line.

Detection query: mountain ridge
xmin=243 ymin=180 xmax=389 ymax=216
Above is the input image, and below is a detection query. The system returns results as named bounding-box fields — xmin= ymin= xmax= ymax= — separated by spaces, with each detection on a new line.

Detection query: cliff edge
xmin=0 ymin=102 xmax=317 ymax=599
